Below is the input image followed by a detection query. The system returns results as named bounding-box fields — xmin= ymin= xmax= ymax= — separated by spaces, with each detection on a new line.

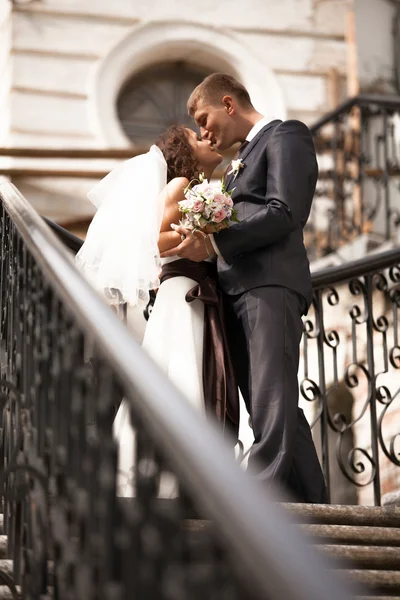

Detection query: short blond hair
xmin=187 ymin=73 xmax=253 ymax=116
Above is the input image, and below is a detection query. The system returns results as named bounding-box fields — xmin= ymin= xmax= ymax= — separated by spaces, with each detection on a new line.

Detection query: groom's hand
xmin=160 ymin=224 xmax=213 ymax=262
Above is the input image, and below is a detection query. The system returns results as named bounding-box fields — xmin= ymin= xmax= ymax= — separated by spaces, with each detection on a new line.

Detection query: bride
xmin=76 ymin=125 xmax=239 ymax=496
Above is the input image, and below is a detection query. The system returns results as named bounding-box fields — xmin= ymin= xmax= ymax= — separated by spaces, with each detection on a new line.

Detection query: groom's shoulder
xmin=259 ymin=118 xmax=282 ymax=136
xmin=256 ymin=118 xmax=310 ymax=143
xmin=269 ymin=119 xmax=312 ymax=137
xmin=252 ymin=120 xmax=313 ymax=156
xmin=260 ymin=120 xmax=314 ymax=152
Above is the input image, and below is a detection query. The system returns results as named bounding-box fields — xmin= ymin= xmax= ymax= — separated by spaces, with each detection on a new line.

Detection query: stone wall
xmin=9 ymin=0 xmax=349 ymax=149
xmin=0 ymin=0 xmax=11 ymax=145
xmin=354 ymin=0 xmax=398 ymax=93
xmin=8 ymin=1 xmax=399 ymax=220
xmin=4 ymin=0 xmax=350 ymax=221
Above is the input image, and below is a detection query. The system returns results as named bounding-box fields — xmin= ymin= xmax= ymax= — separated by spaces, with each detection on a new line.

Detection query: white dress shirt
xmin=210 ymin=115 xmax=270 ymax=260
xmin=245 ymin=115 xmax=271 ymax=142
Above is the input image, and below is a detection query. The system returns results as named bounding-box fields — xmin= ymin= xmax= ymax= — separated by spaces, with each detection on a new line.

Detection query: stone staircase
xmin=183 ymin=503 xmax=400 ymax=600
xmin=291 ymin=504 xmax=400 ymax=598
xmin=1 ymin=503 xmax=400 ymax=598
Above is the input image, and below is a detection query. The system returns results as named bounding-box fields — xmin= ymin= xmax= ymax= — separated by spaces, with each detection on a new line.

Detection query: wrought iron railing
xmin=0 ymin=182 xmax=351 ymax=600
xmin=303 ymin=247 xmax=400 ymax=505
xmin=308 ymin=94 xmax=400 ymax=260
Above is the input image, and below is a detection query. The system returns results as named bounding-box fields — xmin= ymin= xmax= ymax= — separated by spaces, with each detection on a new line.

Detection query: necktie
xmin=223 ymin=140 xmax=249 ymax=181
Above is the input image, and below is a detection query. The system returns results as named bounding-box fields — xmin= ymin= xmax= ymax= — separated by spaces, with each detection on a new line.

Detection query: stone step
xmin=184 ymin=520 xmax=400 ymax=571
xmin=0 ymin=547 xmax=19 ymax=600
xmin=1 ymin=513 xmax=400 ymax=597
xmin=184 ymin=518 xmax=400 ymax=546
xmin=301 ymin=524 xmax=400 ymax=547
xmin=0 ymin=536 xmax=6 ymax=559
xmin=182 ymin=519 xmax=211 ymax=532
xmin=0 ymin=561 xmax=13 ymax=577
xmin=0 ymin=587 xmax=21 ymax=600
xmin=284 ymin=504 xmax=400 ymax=528
xmin=320 ymin=545 xmax=400 ymax=570
xmin=341 ymin=570 xmax=400 ymax=594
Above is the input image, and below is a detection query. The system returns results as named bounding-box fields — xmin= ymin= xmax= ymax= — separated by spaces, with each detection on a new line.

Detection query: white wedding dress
xmin=113 ymin=256 xmax=206 ymax=497
xmin=75 ymin=145 xmax=246 ymax=497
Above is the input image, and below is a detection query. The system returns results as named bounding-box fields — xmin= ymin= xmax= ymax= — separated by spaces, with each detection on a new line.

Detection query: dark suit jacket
xmin=214 ymin=119 xmax=317 ymax=312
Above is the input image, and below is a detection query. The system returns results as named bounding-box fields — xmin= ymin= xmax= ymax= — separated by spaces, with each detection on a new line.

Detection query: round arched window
xmin=116 ymin=62 xmax=211 ymax=145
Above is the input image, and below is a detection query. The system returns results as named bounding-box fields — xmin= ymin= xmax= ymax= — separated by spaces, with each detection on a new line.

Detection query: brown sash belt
xmin=160 ymin=259 xmax=239 ymax=441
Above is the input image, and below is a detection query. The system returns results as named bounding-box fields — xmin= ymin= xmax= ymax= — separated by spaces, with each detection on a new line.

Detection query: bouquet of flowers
xmin=178 ymin=174 xmax=239 ymax=232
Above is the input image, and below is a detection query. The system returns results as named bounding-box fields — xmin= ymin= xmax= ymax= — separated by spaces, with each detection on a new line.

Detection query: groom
xmin=161 ymin=73 xmax=327 ymax=503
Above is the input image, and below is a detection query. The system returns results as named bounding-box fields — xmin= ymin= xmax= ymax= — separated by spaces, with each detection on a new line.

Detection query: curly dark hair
xmin=156 ymin=125 xmax=199 ymax=183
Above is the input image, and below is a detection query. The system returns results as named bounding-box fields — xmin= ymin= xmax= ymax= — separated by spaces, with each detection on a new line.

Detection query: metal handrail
xmin=0 ymin=180 xmax=354 ymax=600
xmin=310 ymin=93 xmax=400 ymax=133
xmin=311 ymin=246 xmax=400 ymax=288
xmin=42 ymin=217 xmax=84 ymax=253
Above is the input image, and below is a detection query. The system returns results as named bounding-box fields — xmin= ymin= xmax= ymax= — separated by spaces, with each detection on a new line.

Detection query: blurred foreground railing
xmin=0 ymin=181 xmax=354 ymax=600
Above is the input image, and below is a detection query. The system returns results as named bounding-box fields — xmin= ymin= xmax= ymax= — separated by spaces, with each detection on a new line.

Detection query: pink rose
xmin=224 ymin=196 xmax=233 ymax=207
xmin=212 ymin=209 xmax=227 ymax=223
xmin=213 ymin=193 xmax=227 ymax=205
xmin=192 ymin=200 xmax=204 ymax=213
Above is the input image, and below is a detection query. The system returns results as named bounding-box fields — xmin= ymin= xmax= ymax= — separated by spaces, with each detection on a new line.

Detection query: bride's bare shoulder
xmin=160 ymin=178 xmax=189 ymax=209
xmin=166 ymin=177 xmax=189 ymax=196
xmin=167 ymin=177 xmax=189 ymax=191
xmin=159 ymin=177 xmax=188 ymax=224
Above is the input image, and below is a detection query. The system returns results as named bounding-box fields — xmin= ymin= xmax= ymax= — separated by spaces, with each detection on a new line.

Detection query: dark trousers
xmin=225 ymin=285 xmax=327 ymax=503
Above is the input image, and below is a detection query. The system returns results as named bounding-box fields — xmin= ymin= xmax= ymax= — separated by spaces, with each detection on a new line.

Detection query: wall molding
xmin=12 ymin=86 xmax=88 ymax=100
xmin=12 ymin=47 xmax=99 ymax=61
xmin=12 ymin=4 xmax=140 ymax=26
xmin=11 ymin=6 xmax=345 ymax=41
xmin=231 ymin=25 xmax=345 ymax=42
xmin=11 ymin=127 xmax=95 ymax=138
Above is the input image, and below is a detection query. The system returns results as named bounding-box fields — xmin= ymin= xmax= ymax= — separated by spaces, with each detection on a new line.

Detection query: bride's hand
xmin=201 ymin=222 xmax=228 ymax=235
xmin=161 ymin=224 xmax=211 ymax=262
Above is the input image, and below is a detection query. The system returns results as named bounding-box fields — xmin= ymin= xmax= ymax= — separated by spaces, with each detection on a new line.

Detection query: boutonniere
xmin=227 ymin=158 xmax=245 ymax=180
